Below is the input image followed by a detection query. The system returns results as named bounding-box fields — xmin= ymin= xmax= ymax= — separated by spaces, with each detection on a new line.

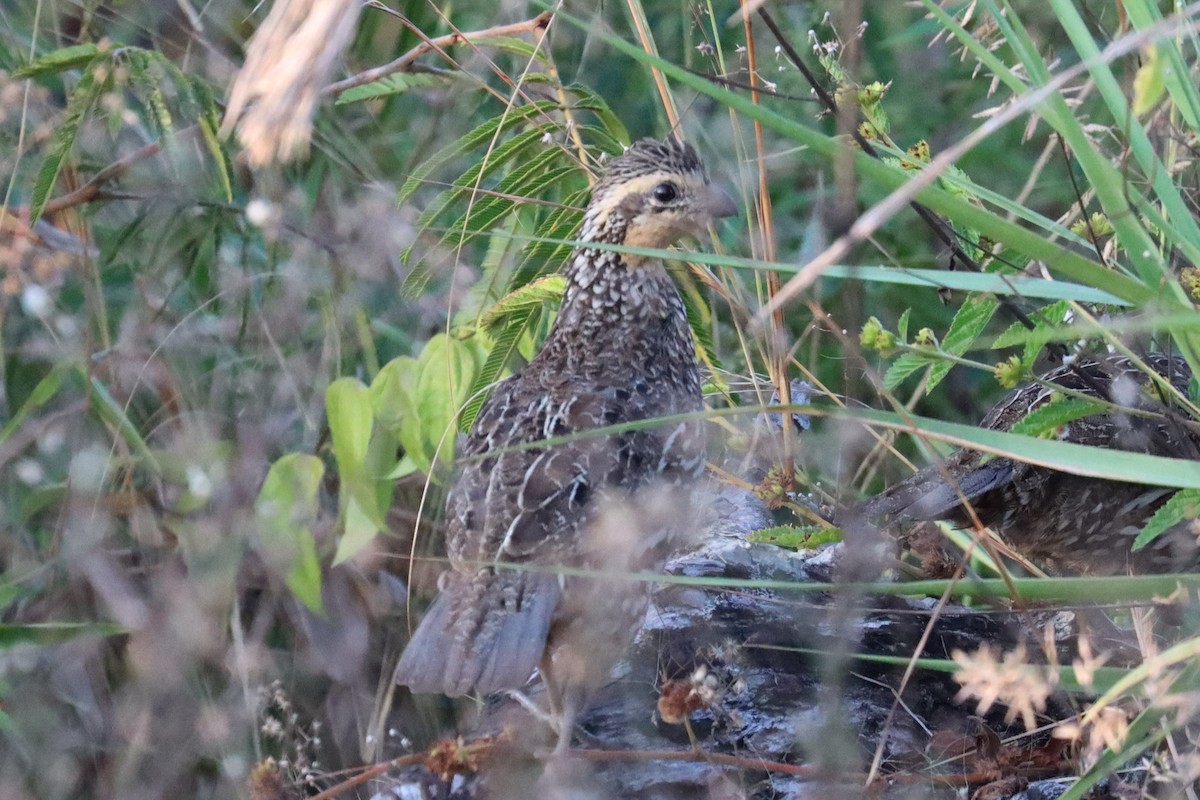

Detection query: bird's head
xmin=582 ymin=138 xmax=736 ymax=256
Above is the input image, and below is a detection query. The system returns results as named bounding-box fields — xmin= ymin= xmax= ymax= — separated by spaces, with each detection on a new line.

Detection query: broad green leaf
xmin=416 ymin=334 xmax=478 ymax=465
xmin=384 ymin=454 xmax=421 ymax=480
xmin=1131 ymin=45 xmax=1166 ymax=116
xmin=326 ymin=378 xmax=387 ymax=531
xmin=255 ymin=453 xmax=325 ymax=612
xmin=334 ymin=495 xmax=380 ymax=565
xmin=1132 ymin=488 xmax=1200 ymax=551
xmin=370 ymin=357 xmax=430 ymax=474
xmin=326 ymin=378 xmax=373 ymax=467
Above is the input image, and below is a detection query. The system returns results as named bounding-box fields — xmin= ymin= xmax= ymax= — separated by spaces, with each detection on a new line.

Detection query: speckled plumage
xmin=850 ymin=354 xmax=1200 ymax=574
xmin=394 ymin=139 xmax=735 ymax=721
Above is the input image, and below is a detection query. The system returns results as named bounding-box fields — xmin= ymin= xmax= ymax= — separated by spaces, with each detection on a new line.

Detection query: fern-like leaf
xmin=29 ymin=66 xmax=105 ymax=224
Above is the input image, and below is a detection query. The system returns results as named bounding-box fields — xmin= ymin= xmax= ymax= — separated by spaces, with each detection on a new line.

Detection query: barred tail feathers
xmin=394 ymin=569 xmax=560 ymax=696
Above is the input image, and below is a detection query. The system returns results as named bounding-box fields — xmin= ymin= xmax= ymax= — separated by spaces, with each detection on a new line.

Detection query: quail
xmin=848 ymin=354 xmax=1200 ymax=575
xmin=394 ymin=138 xmax=736 ymax=750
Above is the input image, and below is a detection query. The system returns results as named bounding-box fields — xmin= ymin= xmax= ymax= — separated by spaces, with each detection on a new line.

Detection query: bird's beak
xmin=705 ymin=185 xmax=738 ymax=220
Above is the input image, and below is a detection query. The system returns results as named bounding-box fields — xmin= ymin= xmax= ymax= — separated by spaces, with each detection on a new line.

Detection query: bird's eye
xmin=652 ymin=182 xmax=678 ymax=203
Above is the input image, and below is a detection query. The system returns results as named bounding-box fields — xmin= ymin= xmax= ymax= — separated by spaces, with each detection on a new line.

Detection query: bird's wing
xmin=847 ymin=449 xmax=1016 ymax=523
xmin=849 ymin=355 xmax=1200 ymax=527
xmin=448 ymin=377 xmax=700 ymax=565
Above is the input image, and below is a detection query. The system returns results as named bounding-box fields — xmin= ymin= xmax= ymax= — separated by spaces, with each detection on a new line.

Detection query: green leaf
xmin=335 ymin=72 xmax=448 ymax=105
xmin=335 ymin=496 xmax=380 ymax=565
xmin=416 ymin=334 xmax=479 ymax=465
xmin=1006 ymin=396 xmax=1108 ymax=438
xmin=400 ymin=126 xmax=564 ymax=297
xmin=123 ymin=50 xmax=175 ymax=139
xmin=370 ymin=357 xmax=429 ymax=474
xmin=513 ymin=188 xmax=587 ymax=278
xmin=1132 ymin=44 xmax=1166 ymax=117
xmin=1132 ymin=488 xmax=1200 ymax=551
xmin=327 ymin=378 xmax=374 ymax=466
xmin=412 ymin=127 xmax=554 ymax=235
xmin=1 ymin=363 xmax=74 ymax=443
xmin=836 ymin=404 xmax=1200 ymax=489
xmin=0 ymin=621 xmax=125 ymax=647
xmin=460 ymin=319 xmax=528 ymax=432
xmin=84 ymin=375 xmax=161 ymax=475
xmin=29 ymin=66 xmax=105 ymax=225
xmin=255 ymin=454 xmax=325 ymax=612
xmin=396 ymin=100 xmax=560 ymax=206
xmin=479 ymin=274 xmax=565 ymax=331
xmin=565 ymin=84 xmax=630 ymax=145
xmin=13 ymin=43 xmax=100 ymax=78
xmin=882 ymin=352 xmax=931 ymax=392
xmin=897 ymin=308 xmax=911 ymax=342
xmin=197 ymin=116 xmax=233 ymax=202
xmin=487 ymin=35 xmax=544 ymax=61
xmin=928 ymin=295 xmax=998 ymax=390
xmin=326 ymin=378 xmax=387 ymax=540
xmin=993 ymin=300 xmax=1070 ymax=364
xmin=748 ymin=525 xmax=842 ymax=549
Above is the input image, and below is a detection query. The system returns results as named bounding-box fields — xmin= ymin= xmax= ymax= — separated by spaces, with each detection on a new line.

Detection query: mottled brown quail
xmin=393 ymin=138 xmax=736 ymax=750
xmin=849 ymin=354 xmax=1200 ymax=575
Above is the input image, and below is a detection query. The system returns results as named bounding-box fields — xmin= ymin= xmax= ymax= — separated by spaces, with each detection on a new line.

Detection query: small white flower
xmin=15 ymin=459 xmax=43 ymax=485
xmin=187 ymin=465 xmax=213 ymax=500
xmin=245 ymin=198 xmax=273 ymax=227
xmin=20 ymin=284 xmax=51 ymax=318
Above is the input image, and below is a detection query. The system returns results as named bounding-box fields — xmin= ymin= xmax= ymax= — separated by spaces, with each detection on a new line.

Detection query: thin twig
xmin=305 ymin=735 xmax=1069 ymax=800
xmin=29 ymin=125 xmax=200 ymax=217
xmin=322 ymin=10 xmax=553 ymax=97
